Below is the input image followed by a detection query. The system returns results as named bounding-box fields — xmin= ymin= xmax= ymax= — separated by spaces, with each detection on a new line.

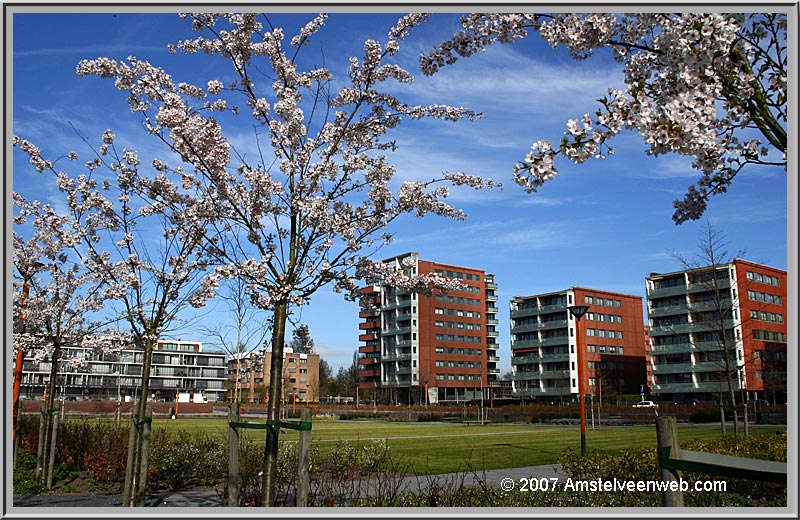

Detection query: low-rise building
xmin=227 ymin=348 xmax=320 ymax=404
xmin=20 ymin=339 xmax=227 ymax=403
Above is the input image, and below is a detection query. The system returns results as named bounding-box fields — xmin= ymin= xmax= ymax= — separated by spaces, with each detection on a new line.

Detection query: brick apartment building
xmin=646 ymin=259 xmax=787 ymax=403
xmin=227 ymin=348 xmax=320 ymax=404
xmin=510 ymin=287 xmax=647 ymax=403
xmin=357 ymin=252 xmax=500 ymax=405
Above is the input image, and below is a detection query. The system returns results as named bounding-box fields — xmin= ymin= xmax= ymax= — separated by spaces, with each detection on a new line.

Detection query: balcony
xmin=650 ymin=319 xmax=736 ymax=336
xmin=512 ymin=388 xmax=541 ymax=397
xmin=651 ymin=362 xmax=694 ymax=375
xmin=649 ymin=343 xmax=694 ymax=355
xmin=540 ymin=352 xmax=570 ymax=363
xmin=485 ymin=282 xmax=498 ymax=291
xmin=381 ymin=353 xmax=412 ymax=362
xmin=539 ymin=386 xmax=571 ymax=395
xmin=487 ymin=319 xmax=500 ymax=326
xmin=538 ymin=337 xmax=569 ymax=347
xmin=510 ymin=354 xmax=539 ymax=365
xmin=485 ymin=294 xmax=499 ymax=302
xmin=487 ymin=356 xmax=501 ymax=362
xmin=512 ymin=372 xmax=542 ymax=381
xmin=488 ymin=368 xmax=500 ymax=374
xmin=540 ymin=369 xmax=570 ymax=379
xmin=382 ymin=326 xmax=412 ymax=336
xmin=512 ymin=339 xmax=542 ymax=349
xmin=487 ymin=330 xmax=500 ymax=338
xmin=511 ymin=307 xmax=538 ymax=319
xmin=512 ymin=323 xmax=541 ymax=334
xmin=687 ymin=278 xmax=731 ymax=294
xmin=540 ymin=319 xmax=568 ymax=330
xmin=653 ymin=380 xmax=741 ymax=394
xmin=648 ymin=305 xmax=688 ymax=318
xmin=647 ymin=285 xmax=689 ymax=299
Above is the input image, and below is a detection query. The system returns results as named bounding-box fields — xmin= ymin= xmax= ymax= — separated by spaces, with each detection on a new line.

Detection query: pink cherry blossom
xmin=422 ymin=13 xmax=786 ymax=223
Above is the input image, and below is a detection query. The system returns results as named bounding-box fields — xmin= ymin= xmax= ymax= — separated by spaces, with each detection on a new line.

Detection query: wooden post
xmin=35 ymin=402 xmax=47 ymax=482
xmin=228 ymin=403 xmax=240 ymax=507
xmin=656 ymin=416 xmax=684 ymax=507
xmin=720 ymin=406 xmax=726 ymax=436
xmin=743 ymin=403 xmax=749 ymax=438
xmin=296 ymin=407 xmax=312 ymax=507
xmin=134 ymin=405 xmax=153 ymax=507
xmin=46 ymin=409 xmax=59 ymax=489
xmin=123 ymin=410 xmax=138 ymax=506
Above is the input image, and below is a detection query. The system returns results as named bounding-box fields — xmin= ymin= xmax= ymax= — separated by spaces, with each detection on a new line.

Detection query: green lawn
xmin=152 ymin=417 xmax=785 ymax=475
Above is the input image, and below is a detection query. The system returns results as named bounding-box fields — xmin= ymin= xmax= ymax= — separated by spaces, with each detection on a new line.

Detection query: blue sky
xmin=10 ymin=10 xmax=789 ymax=373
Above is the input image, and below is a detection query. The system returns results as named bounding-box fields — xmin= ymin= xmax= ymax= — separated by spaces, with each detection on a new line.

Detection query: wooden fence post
xmin=36 ymin=402 xmax=47 ymax=482
xmin=743 ymin=404 xmax=749 ymax=438
xmin=296 ymin=407 xmax=312 ymax=507
xmin=134 ymin=404 xmax=153 ymax=507
xmin=45 ymin=409 xmax=59 ymax=489
xmin=656 ymin=416 xmax=684 ymax=507
xmin=122 ymin=409 xmax=139 ymax=507
xmin=228 ymin=403 xmax=240 ymax=507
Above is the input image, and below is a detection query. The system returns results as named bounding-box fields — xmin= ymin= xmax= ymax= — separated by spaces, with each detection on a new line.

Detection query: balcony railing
xmin=649 ymin=342 xmax=694 ymax=355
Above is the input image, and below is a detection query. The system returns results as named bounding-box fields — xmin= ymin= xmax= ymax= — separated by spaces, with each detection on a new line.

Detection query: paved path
xmin=12 ymin=463 xmax=565 ymax=508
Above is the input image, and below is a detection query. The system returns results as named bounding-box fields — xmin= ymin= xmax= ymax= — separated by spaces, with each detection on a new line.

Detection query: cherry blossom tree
xmin=421 ymin=12 xmax=787 ymax=223
xmin=74 ymin=12 xmax=496 ymax=505
xmin=12 ymin=193 xmax=109 ymax=481
xmin=13 ymin=131 xmax=212 ymax=505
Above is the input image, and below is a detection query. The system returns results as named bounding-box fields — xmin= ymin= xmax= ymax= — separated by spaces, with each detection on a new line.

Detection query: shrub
xmin=148 ymin=429 xmax=226 ymax=490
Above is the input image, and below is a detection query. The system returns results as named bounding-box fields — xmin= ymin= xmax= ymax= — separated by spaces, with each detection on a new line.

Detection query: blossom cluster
xmin=422 ymin=12 xmax=787 ymax=223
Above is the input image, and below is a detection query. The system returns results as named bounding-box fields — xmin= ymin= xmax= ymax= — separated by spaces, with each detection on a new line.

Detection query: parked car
xmin=747 ymin=399 xmax=770 ymax=407
xmin=632 ymin=400 xmax=659 ymax=408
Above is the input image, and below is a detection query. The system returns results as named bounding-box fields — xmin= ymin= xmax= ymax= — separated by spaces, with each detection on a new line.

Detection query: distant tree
xmin=423 ymin=13 xmax=787 ymax=223
xmin=317 ymin=358 xmax=334 ymax=398
xmin=501 ymin=371 xmax=513 ymax=380
xmin=201 ymin=277 xmax=271 ymax=403
xmin=668 ymin=221 xmax=746 ymax=436
xmin=289 ymin=324 xmax=315 ymax=354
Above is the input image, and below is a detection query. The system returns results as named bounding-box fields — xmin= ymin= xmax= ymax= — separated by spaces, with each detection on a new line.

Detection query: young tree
xmin=668 ymin=221 xmax=747 ymax=436
xmin=74 ymin=12 xmax=494 ymax=505
xmin=201 ymin=277 xmax=271 ymax=403
xmin=13 ymin=131 xmax=212 ymax=505
xmin=12 ymin=194 xmax=108 ymax=480
xmin=422 ymin=13 xmax=787 ymax=224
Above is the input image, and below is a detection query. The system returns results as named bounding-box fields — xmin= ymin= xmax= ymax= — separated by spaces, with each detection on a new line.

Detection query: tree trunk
xmin=261 ymin=301 xmax=287 ymax=506
xmin=38 ymin=344 xmax=61 ymax=484
xmin=124 ymin=335 xmax=155 ymax=506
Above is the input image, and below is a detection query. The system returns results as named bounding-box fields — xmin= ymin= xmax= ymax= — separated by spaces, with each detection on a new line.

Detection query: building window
xmin=748 ymin=290 xmax=782 ymax=305
xmin=746 ymin=271 xmax=780 ymax=287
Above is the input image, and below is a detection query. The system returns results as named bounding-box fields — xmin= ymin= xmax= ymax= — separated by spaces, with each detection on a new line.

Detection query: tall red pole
xmin=12 ymin=280 xmax=31 ymax=463
xmin=575 ymin=315 xmax=587 ymax=456
xmin=568 ymin=304 xmax=590 ymax=456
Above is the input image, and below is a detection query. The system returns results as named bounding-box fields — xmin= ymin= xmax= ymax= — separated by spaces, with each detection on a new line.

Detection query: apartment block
xmin=20 ymin=339 xmax=227 ymax=403
xmin=357 ymin=252 xmax=499 ymax=405
xmin=510 ymin=287 xmax=647 ymax=402
xmin=227 ymin=348 xmax=320 ymax=404
xmin=646 ymin=259 xmax=787 ymax=403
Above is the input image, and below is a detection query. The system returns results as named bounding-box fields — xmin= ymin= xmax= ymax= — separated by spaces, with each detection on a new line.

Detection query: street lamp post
xmin=568 ymin=304 xmax=590 ymax=456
